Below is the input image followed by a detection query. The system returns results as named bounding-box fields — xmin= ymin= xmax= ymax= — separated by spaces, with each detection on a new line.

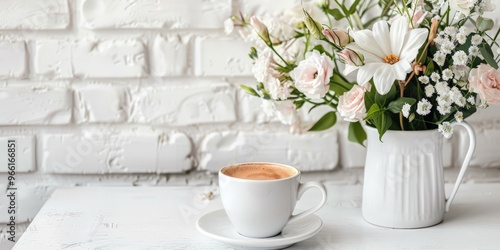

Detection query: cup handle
xmin=288 ymin=181 xmax=327 ymax=223
xmin=445 ymin=121 xmax=476 ymax=212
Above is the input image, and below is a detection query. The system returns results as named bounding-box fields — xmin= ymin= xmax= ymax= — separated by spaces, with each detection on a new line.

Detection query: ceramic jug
xmin=362 ymin=122 xmax=476 ymax=228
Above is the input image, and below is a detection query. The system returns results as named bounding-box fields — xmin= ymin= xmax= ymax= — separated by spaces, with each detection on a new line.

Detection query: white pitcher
xmin=362 ymin=122 xmax=476 ymax=228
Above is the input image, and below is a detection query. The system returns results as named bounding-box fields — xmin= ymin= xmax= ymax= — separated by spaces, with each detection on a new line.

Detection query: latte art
xmin=222 ymin=164 xmax=296 ymax=180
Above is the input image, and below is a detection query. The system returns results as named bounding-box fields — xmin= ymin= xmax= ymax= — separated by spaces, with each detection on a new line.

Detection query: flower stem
xmin=399 ymin=80 xmax=405 ymax=131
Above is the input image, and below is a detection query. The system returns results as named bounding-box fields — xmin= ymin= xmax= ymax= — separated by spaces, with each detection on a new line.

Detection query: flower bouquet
xmin=226 ymin=0 xmax=499 ymax=144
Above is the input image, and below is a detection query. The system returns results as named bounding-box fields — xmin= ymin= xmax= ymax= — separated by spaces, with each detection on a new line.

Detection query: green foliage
xmin=309 ymin=111 xmax=337 ymax=131
xmin=240 ymin=85 xmax=260 ymax=97
xmin=348 ymin=121 xmax=366 ymax=147
xmin=387 ymin=97 xmax=417 ymax=113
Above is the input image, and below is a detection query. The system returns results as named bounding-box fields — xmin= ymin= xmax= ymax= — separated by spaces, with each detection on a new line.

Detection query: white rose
xmin=290 ymin=50 xmax=335 ymax=99
xmin=252 ymin=48 xmax=278 ymax=84
xmin=337 ymin=84 xmax=368 ymax=122
xmin=449 ymin=0 xmax=477 ymax=15
xmin=268 ymin=78 xmax=292 ymax=100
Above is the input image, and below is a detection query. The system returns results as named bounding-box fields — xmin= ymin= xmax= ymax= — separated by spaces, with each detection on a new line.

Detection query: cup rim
xmin=219 ymin=162 xmax=300 ymax=182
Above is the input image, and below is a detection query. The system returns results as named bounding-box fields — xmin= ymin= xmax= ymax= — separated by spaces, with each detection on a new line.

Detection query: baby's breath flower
xmin=425 ymin=85 xmax=435 ymax=97
xmin=431 ymin=72 xmax=441 ymax=82
xmin=467 ymin=96 xmax=476 ymax=105
xmin=444 ymin=26 xmax=458 ymax=37
xmin=417 ymin=98 xmax=433 ymax=116
xmin=437 ymin=92 xmax=453 ymax=106
xmin=459 ymin=26 xmax=470 ymax=36
xmin=469 ymin=46 xmax=480 ymax=57
xmin=441 ymin=40 xmax=455 ymax=54
xmin=435 ymin=81 xmax=450 ymax=95
xmin=455 ymin=96 xmax=467 ymax=107
xmin=419 ymin=75 xmax=430 ymax=84
xmin=471 ymin=34 xmax=483 ymax=45
xmin=456 ymin=32 xmax=467 ymax=44
xmin=452 ymin=51 xmax=468 ymax=66
xmin=438 ymin=122 xmax=453 ymax=138
xmin=442 ymin=68 xmax=454 ymax=81
xmin=433 ymin=52 xmax=446 ymax=66
xmin=454 ymin=111 xmax=464 ymax=122
xmin=402 ymin=103 xmax=411 ymax=118
xmin=437 ymin=103 xmax=452 ymax=115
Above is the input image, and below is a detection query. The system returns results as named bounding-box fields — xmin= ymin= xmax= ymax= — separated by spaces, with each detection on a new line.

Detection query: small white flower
xmin=456 ymin=32 xmax=467 ymax=45
xmin=454 ymin=111 xmax=464 ymax=122
xmin=471 ymin=34 xmax=483 ymax=45
xmin=467 ymin=96 xmax=476 ymax=104
xmin=268 ymin=78 xmax=292 ymax=100
xmin=438 ymin=122 xmax=453 ymax=139
xmin=417 ymin=98 xmax=433 ymax=116
xmin=402 ymin=103 xmax=411 ymax=118
xmin=459 ymin=26 xmax=471 ymax=36
xmin=435 ymin=81 xmax=450 ymax=95
xmin=442 ymin=68 xmax=454 ymax=80
xmin=452 ymin=51 xmax=468 ymax=65
xmin=469 ymin=46 xmax=480 ymax=57
xmin=444 ymin=26 xmax=458 ymax=37
xmin=437 ymin=103 xmax=452 ymax=115
xmin=437 ymin=92 xmax=453 ymax=106
xmin=455 ymin=96 xmax=467 ymax=107
xmin=433 ymin=52 xmax=446 ymax=66
xmin=419 ymin=75 xmax=430 ymax=84
xmin=431 ymin=72 xmax=441 ymax=82
xmin=440 ymin=40 xmax=455 ymax=54
xmin=425 ymin=85 xmax=435 ymax=97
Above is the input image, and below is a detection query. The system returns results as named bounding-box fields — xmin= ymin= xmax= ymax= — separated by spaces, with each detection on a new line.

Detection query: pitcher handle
xmin=445 ymin=121 xmax=476 ymax=212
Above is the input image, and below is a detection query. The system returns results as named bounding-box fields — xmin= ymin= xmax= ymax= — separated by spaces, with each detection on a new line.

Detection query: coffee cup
xmin=218 ymin=162 xmax=327 ymax=238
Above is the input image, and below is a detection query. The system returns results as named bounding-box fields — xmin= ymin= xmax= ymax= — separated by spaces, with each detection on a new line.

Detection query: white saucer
xmin=196 ymin=209 xmax=323 ymax=249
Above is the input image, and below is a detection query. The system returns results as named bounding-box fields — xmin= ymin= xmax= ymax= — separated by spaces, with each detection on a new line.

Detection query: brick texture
xmin=0 ymin=2 xmax=499 ymax=247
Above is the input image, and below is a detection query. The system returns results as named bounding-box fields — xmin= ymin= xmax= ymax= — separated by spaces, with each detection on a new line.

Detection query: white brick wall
xmin=0 ymin=1 xmax=499 ymax=248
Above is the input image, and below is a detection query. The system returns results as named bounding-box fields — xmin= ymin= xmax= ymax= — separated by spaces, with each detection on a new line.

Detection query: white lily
xmin=345 ymin=18 xmax=428 ymax=94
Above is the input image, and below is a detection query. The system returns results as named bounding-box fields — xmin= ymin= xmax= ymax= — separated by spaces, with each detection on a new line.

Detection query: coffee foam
xmin=222 ymin=163 xmax=296 ymax=180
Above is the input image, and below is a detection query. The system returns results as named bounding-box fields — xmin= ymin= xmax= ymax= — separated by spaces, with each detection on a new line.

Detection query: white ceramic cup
xmin=218 ymin=162 xmax=327 ymax=238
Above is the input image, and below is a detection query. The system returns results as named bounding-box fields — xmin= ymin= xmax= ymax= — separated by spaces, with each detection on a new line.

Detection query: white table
xmin=13 ymin=183 xmax=500 ymax=249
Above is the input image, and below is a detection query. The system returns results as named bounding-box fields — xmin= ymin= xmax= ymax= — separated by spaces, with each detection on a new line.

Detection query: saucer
xmin=196 ymin=209 xmax=323 ymax=249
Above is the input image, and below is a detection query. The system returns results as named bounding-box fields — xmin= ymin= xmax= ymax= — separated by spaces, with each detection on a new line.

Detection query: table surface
xmin=13 ymin=183 xmax=500 ymax=250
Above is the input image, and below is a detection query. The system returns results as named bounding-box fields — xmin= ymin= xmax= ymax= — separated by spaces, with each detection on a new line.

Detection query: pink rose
xmin=338 ymin=84 xmax=369 ymax=122
xmin=290 ymin=50 xmax=335 ymax=99
xmin=469 ymin=64 xmax=500 ymax=104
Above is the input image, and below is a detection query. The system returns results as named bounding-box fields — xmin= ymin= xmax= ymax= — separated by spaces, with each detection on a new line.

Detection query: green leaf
xmin=348 ymin=122 xmax=366 ymax=147
xmin=372 ymin=112 xmax=392 ymax=141
xmin=309 ymin=111 xmax=337 ymax=131
xmin=374 ymin=83 xmax=397 ymax=107
xmin=329 ymin=74 xmax=353 ymax=95
xmin=312 ymin=45 xmax=327 ymax=55
xmin=480 ymin=43 xmax=499 ymax=69
xmin=365 ymin=103 xmax=382 ymax=120
xmin=426 ymin=60 xmax=434 ymax=75
xmin=387 ymin=97 xmax=417 ymax=113
xmin=477 ymin=16 xmax=494 ymax=32
xmin=348 ymin=0 xmax=361 ymax=14
xmin=240 ymin=85 xmax=260 ymax=97
xmin=327 ymin=8 xmax=344 ymax=20
xmin=294 ymin=100 xmax=305 ymax=109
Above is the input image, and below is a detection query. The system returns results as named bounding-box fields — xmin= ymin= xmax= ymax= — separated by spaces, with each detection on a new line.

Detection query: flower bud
xmin=322 ymin=29 xmax=353 ymax=47
xmin=250 ymin=16 xmax=272 ymax=46
xmin=303 ymin=11 xmax=324 ymax=40
xmin=338 ymin=48 xmax=364 ymax=66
